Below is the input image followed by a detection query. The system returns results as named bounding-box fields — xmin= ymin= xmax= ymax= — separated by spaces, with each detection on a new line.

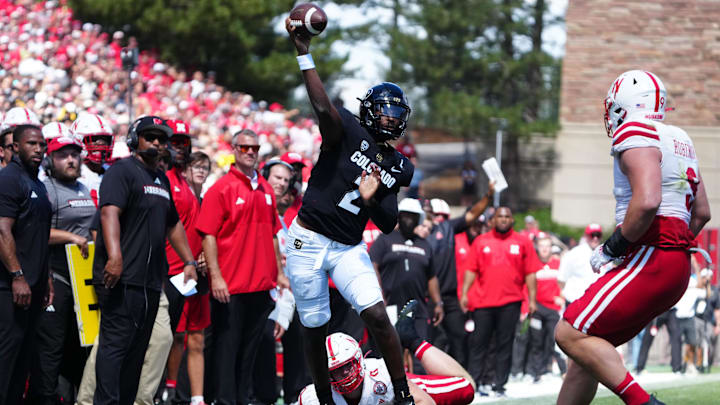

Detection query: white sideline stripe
xmin=411 ymin=380 xmax=471 ymax=394
xmin=581 ymin=246 xmax=654 ymax=333
xmin=572 ymin=246 xmax=647 ymax=330
xmin=409 ymin=376 xmax=465 ymax=385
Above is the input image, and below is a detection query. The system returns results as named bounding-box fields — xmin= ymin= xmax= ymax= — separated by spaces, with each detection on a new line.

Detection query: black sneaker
xmin=395 ymin=300 xmax=420 ymax=350
xmin=642 ymin=394 xmax=666 ymax=405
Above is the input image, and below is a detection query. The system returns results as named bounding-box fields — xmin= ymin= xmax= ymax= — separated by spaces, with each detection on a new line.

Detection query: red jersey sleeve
xmin=523 ymin=237 xmax=541 ymax=276
xmin=469 ymin=237 xmax=483 ymax=275
xmin=195 ymin=181 xmax=226 ymax=237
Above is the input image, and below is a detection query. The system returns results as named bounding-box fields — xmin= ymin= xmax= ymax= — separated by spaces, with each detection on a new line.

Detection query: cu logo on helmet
xmin=176 ymin=123 xmax=186 ymax=133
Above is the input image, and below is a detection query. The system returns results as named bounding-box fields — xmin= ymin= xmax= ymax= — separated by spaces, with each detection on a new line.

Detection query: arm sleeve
xmin=450 ymin=216 xmax=468 ymax=235
xmin=368 ymin=192 xmax=398 ymax=234
xmin=98 ymin=164 xmax=130 ymax=210
xmin=524 ymin=239 xmax=541 ymax=275
xmin=469 ymin=239 xmax=481 ymax=275
xmin=162 ymin=173 xmax=180 ymax=228
xmin=0 ymin=176 xmax=25 ymax=218
xmin=425 ymin=243 xmax=437 ymax=279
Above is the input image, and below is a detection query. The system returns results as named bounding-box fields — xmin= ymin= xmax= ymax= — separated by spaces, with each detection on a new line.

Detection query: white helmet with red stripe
xmin=71 ymin=112 xmax=115 ymax=164
xmin=604 ymin=70 xmax=667 ymax=137
xmin=1 ymin=107 xmax=42 ymax=134
xmin=42 ymin=122 xmax=73 ymax=140
xmin=326 ymin=333 xmax=365 ymax=394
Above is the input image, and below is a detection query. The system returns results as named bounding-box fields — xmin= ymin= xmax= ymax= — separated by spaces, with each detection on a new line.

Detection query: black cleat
xmin=395 ymin=300 xmax=420 ymax=350
xmin=641 ymin=394 xmax=666 ymax=405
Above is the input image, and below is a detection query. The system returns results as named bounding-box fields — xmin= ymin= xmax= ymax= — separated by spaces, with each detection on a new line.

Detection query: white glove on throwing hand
xmin=590 ymin=245 xmax=613 ymax=273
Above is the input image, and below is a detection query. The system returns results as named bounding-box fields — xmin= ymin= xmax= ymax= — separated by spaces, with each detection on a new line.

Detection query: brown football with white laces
xmin=289 ymin=3 xmax=327 ymax=37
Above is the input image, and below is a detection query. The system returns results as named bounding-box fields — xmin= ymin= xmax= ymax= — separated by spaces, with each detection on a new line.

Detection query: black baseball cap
xmin=130 ymin=116 xmax=172 ymax=137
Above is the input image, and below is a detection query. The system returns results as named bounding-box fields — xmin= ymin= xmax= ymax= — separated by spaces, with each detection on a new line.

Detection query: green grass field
xmin=490 ymin=372 xmax=720 ymax=405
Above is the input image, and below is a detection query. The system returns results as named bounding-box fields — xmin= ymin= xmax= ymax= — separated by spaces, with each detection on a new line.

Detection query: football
xmin=289 ymin=3 xmax=327 ymax=37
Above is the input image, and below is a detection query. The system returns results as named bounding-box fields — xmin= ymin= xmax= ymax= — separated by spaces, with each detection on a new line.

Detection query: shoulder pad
xmin=611 ymin=120 xmax=660 ymax=154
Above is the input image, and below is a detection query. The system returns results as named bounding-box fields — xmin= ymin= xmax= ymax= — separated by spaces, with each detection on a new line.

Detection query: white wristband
xmin=297 ymin=54 xmax=315 ymax=71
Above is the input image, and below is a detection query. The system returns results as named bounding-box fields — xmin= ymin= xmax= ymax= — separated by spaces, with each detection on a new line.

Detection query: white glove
xmin=590 ymin=245 xmax=613 ymax=273
xmin=268 ymin=288 xmax=295 ymax=330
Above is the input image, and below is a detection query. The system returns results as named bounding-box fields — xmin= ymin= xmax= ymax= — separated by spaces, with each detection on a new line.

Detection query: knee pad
xmin=300 ymin=308 xmax=331 ymax=328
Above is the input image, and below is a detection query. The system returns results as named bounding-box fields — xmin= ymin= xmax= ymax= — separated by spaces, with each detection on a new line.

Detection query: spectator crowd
xmin=0 ymin=1 xmax=718 ymax=405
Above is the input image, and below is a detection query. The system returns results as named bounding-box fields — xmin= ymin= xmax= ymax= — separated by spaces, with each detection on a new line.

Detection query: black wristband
xmin=602 ymin=227 xmax=631 ymax=258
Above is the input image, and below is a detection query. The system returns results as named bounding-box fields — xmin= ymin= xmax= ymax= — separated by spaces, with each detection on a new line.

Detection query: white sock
xmin=191 ymin=396 xmax=204 ymax=405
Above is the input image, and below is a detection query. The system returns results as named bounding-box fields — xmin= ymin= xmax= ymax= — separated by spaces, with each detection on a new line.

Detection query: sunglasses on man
xmin=234 ymin=144 xmax=260 ymax=154
xmin=141 ymin=131 xmax=168 ymax=144
xmin=170 ymin=136 xmax=191 ymax=149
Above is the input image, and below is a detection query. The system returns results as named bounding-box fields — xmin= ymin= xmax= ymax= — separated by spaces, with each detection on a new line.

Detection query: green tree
xmin=68 ymin=0 xmax=347 ymax=102
xmin=337 ymin=0 xmax=561 ymax=138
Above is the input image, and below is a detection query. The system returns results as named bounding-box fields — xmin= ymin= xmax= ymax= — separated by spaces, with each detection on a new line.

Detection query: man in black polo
xmin=370 ymin=198 xmax=443 ymax=372
xmin=426 ymin=183 xmax=493 ymax=368
xmin=92 ymin=116 xmax=198 ymax=405
xmin=0 ymin=123 xmax=53 ymax=404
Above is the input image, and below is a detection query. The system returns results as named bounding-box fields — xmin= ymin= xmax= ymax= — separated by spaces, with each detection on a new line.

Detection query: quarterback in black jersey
xmin=286 ymin=18 xmax=416 ymax=405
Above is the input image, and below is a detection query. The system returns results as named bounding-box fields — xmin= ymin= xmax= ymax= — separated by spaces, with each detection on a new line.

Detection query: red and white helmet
xmin=71 ymin=112 xmax=114 ymax=164
xmin=1 ymin=107 xmax=42 ymax=134
xmin=604 ymin=70 xmax=667 ymax=137
xmin=326 ymin=333 xmax=365 ymax=394
xmin=42 ymin=122 xmax=73 ymax=140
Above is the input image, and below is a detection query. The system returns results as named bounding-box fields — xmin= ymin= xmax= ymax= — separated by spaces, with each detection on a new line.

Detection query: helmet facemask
xmin=329 ymin=357 xmax=364 ymax=394
xmin=359 ymin=83 xmax=411 ymax=142
xmin=83 ymin=134 xmax=114 ymax=164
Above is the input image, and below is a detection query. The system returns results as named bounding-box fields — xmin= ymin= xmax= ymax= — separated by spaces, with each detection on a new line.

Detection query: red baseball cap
xmin=281 ymin=152 xmax=305 ymax=167
xmin=398 ymin=143 xmax=416 ymax=158
xmin=166 ymin=119 xmax=190 ymax=137
xmin=585 ymin=223 xmax=603 ymax=235
xmin=47 ymin=136 xmax=83 ymax=154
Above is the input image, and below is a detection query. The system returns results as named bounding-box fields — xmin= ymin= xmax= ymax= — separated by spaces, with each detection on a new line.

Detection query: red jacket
xmin=196 ymin=167 xmax=280 ymax=294
xmin=467 ymin=229 xmax=538 ymax=310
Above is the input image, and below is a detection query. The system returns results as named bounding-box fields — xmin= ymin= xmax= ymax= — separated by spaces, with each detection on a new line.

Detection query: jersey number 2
xmin=338 ymin=176 xmax=362 ymax=215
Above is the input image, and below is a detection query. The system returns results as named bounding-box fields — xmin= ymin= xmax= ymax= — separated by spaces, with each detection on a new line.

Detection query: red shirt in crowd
xmin=467 ymin=229 xmax=538 ymax=311
xmin=531 ymin=256 xmax=562 ymax=311
xmin=164 ymin=167 xmax=203 ymax=275
xmin=195 ymin=166 xmax=280 ymax=295
xmin=283 ymin=193 xmax=302 ymax=228
xmin=454 ymin=232 xmax=473 ymax=301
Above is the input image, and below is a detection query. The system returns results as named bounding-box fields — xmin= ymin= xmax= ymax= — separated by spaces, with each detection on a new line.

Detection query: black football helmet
xmin=358 ymin=82 xmax=411 ymax=141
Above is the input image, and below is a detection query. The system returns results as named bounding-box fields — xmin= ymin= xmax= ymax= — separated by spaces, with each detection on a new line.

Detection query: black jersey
xmin=370 ymin=230 xmax=435 ymax=319
xmin=298 ymin=108 xmax=414 ymax=245
xmin=92 ymin=157 xmax=179 ymax=291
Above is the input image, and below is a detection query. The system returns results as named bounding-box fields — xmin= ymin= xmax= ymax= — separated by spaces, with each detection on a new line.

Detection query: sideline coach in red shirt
xmin=196 ymin=129 xmax=288 ymax=405
xmin=461 ymin=206 xmax=538 ymax=396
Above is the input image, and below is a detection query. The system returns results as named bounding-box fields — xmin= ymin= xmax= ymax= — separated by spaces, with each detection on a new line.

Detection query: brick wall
xmin=561 ymin=0 xmax=720 ymax=126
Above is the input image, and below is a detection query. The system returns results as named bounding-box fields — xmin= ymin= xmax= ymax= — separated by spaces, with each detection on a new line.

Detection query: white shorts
xmin=285 ymin=219 xmax=383 ymax=328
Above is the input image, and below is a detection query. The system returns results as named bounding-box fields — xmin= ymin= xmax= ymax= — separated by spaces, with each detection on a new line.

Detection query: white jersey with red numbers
xmin=299 ymin=358 xmax=394 ymax=405
xmin=611 ymin=117 xmax=699 ymax=227
xmin=299 ymin=358 xmax=474 ymax=405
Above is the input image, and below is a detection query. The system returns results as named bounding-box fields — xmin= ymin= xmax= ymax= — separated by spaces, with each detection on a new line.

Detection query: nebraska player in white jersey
xmin=555 ymin=70 xmax=711 ymax=405
xmin=300 ymin=302 xmax=475 ymax=405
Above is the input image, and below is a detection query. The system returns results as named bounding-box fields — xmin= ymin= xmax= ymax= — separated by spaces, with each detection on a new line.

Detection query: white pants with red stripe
xmin=563 ymin=245 xmax=690 ymax=346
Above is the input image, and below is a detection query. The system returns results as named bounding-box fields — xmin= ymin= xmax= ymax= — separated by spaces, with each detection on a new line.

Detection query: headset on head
xmin=261 ymin=159 xmax=295 ymax=181
xmin=126 ymin=117 xmax=142 ymax=151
